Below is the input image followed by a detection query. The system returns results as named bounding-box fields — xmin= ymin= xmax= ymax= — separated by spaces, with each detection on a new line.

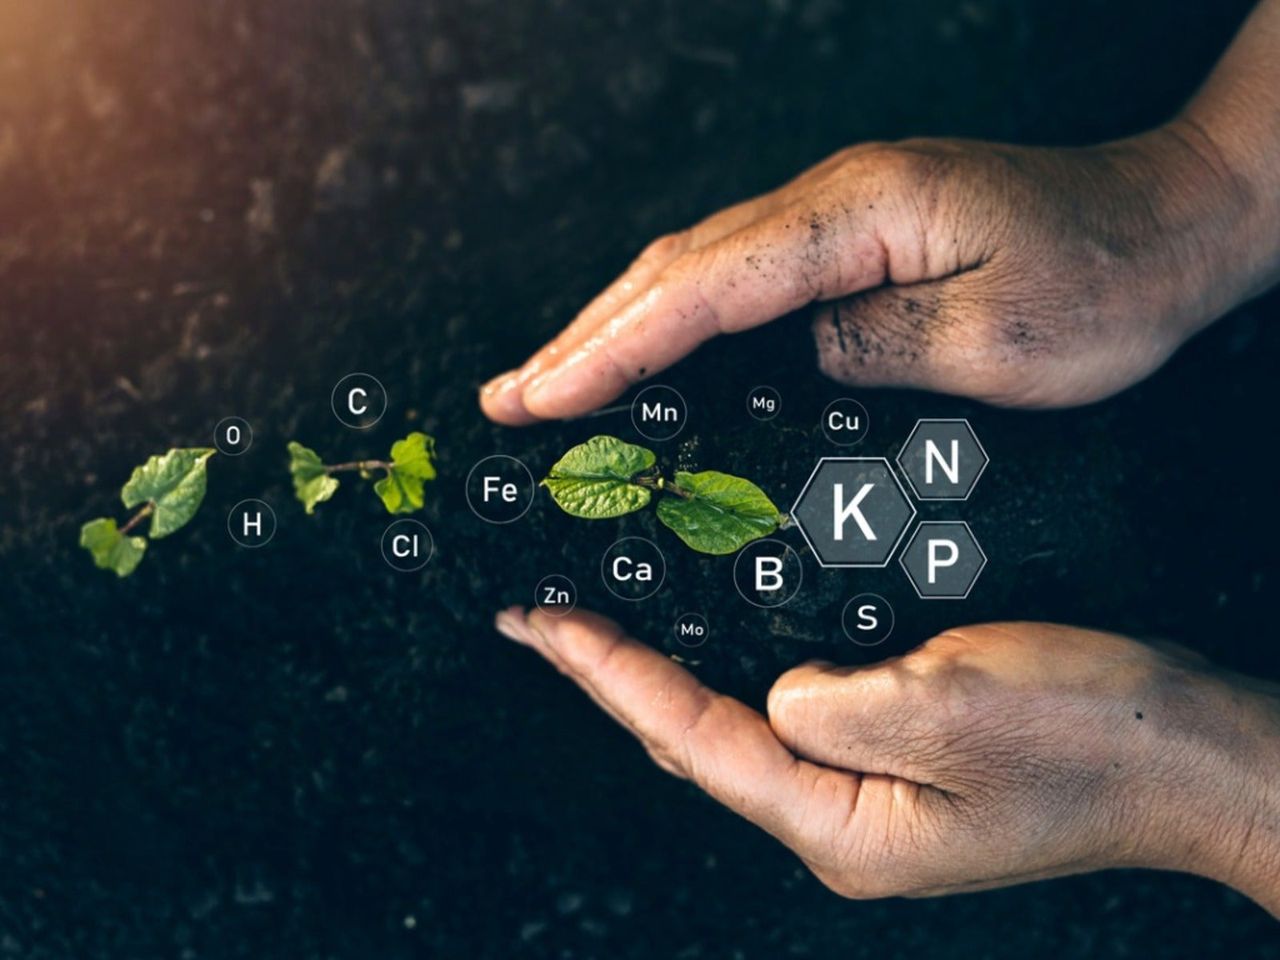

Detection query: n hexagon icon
xmin=899 ymin=521 xmax=987 ymax=599
xmin=791 ymin=458 xmax=916 ymax=568
xmin=896 ymin=419 xmax=988 ymax=500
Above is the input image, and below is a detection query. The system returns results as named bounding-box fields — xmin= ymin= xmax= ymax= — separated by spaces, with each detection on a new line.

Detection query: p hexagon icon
xmin=899 ymin=520 xmax=987 ymax=599
xmin=791 ymin=458 xmax=916 ymax=568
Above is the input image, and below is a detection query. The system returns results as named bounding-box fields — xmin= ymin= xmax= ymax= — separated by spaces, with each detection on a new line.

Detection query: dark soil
xmin=2 ymin=0 xmax=1278 ymax=956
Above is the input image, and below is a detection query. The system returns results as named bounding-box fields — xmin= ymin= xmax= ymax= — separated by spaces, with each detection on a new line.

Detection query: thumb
xmin=811 ymin=267 xmax=1035 ymax=406
xmin=766 ymin=654 xmax=954 ymax=786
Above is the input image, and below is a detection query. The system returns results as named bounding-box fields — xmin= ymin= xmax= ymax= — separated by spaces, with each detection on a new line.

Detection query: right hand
xmin=480 ymin=121 xmax=1257 ymax=424
xmin=496 ymin=606 xmax=1280 ymax=915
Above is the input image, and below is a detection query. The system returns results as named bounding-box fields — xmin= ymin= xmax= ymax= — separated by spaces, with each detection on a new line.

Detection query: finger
xmin=480 ymin=232 xmax=689 ymax=424
xmin=766 ymin=655 xmax=951 ymax=786
xmin=520 ymin=198 xmax=893 ymax=419
xmin=480 ymin=192 xmax=786 ymax=425
xmin=495 ymin=605 xmax=864 ymax=853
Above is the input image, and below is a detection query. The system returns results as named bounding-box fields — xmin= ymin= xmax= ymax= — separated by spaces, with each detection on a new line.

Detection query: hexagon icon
xmin=791 ymin=458 xmax=916 ymax=568
xmin=896 ymin=419 xmax=988 ymax=500
xmin=899 ymin=521 xmax=987 ymax=599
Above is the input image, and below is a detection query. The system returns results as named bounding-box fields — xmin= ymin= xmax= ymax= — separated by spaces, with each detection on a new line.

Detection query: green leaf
xmin=656 ymin=470 xmax=782 ymax=555
xmin=80 ymin=517 xmax=147 ymax=577
xmin=120 ymin=447 xmax=215 ymax=538
xmin=288 ymin=441 xmax=340 ymax=515
xmin=374 ymin=431 xmax=438 ymax=514
xmin=541 ymin=435 xmax=655 ymax=519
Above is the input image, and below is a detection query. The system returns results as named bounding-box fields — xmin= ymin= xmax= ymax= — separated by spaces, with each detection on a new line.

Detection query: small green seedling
xmin=80 ymin=447 xmax=216 ymax=577
xmin=541 ymin=435 xmax=784 ymax=555
xmin=288 ymin=431 xmax=437 ymax=516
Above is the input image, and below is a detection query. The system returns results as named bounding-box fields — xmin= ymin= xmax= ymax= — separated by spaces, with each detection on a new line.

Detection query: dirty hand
xmin=481 ymin=0 xmax=1280 ymax=421
xmin=495 ymin=606 xmax=1280 ymax=915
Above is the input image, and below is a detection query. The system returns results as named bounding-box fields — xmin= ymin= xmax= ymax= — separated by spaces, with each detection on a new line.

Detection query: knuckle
xmin=638 ymin=231 xmax=687 ymax=264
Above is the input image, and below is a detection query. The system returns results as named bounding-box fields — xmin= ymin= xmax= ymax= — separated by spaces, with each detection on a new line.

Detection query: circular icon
xmin=381 ymin=519 xmax=434 ymax=572
xmin=601 ymin=536 xmax=666 ymax=601
xmin=821 ymin=398 xmax=869 ymax=446
xmin=466 ymin=456 xmax=535 ymax=524
xmin=630 ymin=384 xmax=688 ymax=442
xmin=673 ymin=612 xmax=710 ymax=649
xmin=227 ymin=499 xmax=276 ymax=548
xmin=732 ymin=538 xmax=803 ymax=608
xmin=213 ymin=416 xmax=253 ymax=456
xmin=331 ymin=373 xmax=387 ymax=429
xmin=534 ymin=574 xmax=577 ymax=617
xmin=841 ymin=593 xmax=895 ymax=646
xmin=746 ymin=385 xmax=781 ymax=421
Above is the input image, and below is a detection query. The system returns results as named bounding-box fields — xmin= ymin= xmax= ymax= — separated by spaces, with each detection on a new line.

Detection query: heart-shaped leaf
xmin=288 ymin=441 xmax=340 ymax=514
xmin=80 ymin=517 xmax=147 ymax=577
xmin=656 ymin=470 xmax=781 ymax=554
xmin=542 ymin=435 xmax=655 ymax=519
xmin=121 ymin=447 xmax=215 ymax=538
xmin=374 ymin=431 xmax=438 ymax=514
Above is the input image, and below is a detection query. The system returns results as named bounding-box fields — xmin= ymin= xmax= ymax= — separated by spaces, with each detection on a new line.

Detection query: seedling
xmin=81 ymin=431 xmax=439 ymax=577
xmin=80 ymin=447 xmax=216 ymax=577
xmin=541 ymin=435 xmax=784 ymax=555
xmin=288 ymin=431 xmax=437 ymax=515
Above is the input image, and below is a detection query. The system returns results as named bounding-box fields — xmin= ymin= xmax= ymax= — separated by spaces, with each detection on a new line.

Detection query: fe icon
xmin=466 ymin=455 xmax=535 ymax=524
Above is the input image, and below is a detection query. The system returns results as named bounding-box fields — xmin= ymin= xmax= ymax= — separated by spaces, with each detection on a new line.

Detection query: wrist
xmin=1141 ymin=664 xmax=1280 ymax=915
xmin=1119 ymin=117 xmax=1280 ymax=341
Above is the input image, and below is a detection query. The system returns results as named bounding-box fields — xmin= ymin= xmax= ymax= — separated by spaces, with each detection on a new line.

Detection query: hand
xmin=495 ymin=606 xmax=1280 ymax=914
xmin=480 ymin=120 xmax=1262 ymax=422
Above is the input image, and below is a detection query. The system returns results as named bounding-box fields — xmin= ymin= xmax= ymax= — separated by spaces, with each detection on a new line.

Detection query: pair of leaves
xmin=542 ymin=435 xmax=781 ymax=555
xmin=80 ymin=447 xmax=215 ymax=577
xmin=289 ymin=431 xmax=437 ymax=516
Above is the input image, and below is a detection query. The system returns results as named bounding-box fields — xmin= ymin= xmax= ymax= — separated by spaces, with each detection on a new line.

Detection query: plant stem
xmin=634 ymin=474 xmax=692 ymax=499
xmin=119 ymin=502 xmax=154 ymax=535
xmin=325 ymin=460 xmax=393 ymax=474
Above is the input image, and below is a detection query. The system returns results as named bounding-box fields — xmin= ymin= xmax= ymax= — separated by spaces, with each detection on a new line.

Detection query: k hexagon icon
xmin=791 ymin=458 xmax=916 ymax=568
xmin=899 ymin=521 xmax=987 ymax=599
xmin=896 ymin=419 xmax=988 ymax=501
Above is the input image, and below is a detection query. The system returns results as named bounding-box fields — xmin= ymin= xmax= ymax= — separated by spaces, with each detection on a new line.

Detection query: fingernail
xmin=480 ymin=371 xmax=519 ymax=398
xmin=521 ymin=367 xmax=563 ymax=415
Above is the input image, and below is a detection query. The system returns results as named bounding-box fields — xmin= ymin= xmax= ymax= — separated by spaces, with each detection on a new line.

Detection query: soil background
xmin=2 ymin=0 xmax=1279 ymax=956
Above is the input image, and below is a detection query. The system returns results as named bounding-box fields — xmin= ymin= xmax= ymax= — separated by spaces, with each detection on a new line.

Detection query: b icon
xmin=732 ymin=538 xmax=803 ymax=608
